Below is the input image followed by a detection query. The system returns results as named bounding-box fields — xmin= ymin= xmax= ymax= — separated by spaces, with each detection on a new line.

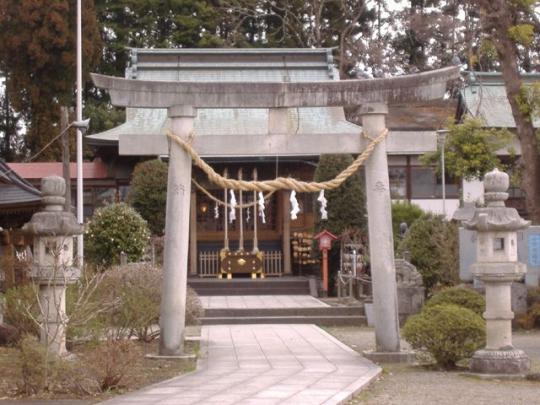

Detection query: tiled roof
xmin=0 ymin=161 xmax=41 ymax=207
xmin=8 ymin=160 xmax=109 ymax=180
xmin=461 ymin=72 xmax=540 ymax=128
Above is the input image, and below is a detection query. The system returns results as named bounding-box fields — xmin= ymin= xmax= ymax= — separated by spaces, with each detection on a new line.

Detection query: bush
xmin=127 ymin=159 xmax=168 ymax=235
xmin=402 ymin=304 xmax=486 ymax=369
xmin=391 ymin=201 xmax=424 ymax=248
xmin=3 ymin=284 xmax=39 ymax=338
xmin=83 ymin=338 xmax=140 ymax=391
xmin=18 ymin=334 xmax=92 ymax=395
xmin=85 ymin=203 xmax=150 ymax=266
xmin=516 ymin=287 xmax=540 ymax=329
xmin=426 ymin=286 xmax=485 ymax=316
xmin=398 ymin=214 xmax=459 ymax=294
xmin=95 ymin=264 xmax=204 ymax=341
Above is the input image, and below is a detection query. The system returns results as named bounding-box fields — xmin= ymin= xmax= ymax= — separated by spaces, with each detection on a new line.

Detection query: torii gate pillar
xmin=361 ymin=103 xmax=402 ymax=356
xmin=159 ymin=105 xmax=196 ymax=357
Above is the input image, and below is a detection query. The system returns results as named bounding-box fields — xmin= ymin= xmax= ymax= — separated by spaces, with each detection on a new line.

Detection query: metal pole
xmin=252 ymin=168 xmax=258 ymax=253
xmin=76 ymin=0 xmax=84 ymax=266
xmin=238 ymin=168 xmax=244 ymax=251
xmin=437 ymin=130 xmax=448 ymax=219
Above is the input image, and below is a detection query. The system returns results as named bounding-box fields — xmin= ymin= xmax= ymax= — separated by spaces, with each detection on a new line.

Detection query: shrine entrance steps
xmin=188 ymin=276 xmax=312 ymax=296
xmin=198 ymin=295 xmax=366 ymax=327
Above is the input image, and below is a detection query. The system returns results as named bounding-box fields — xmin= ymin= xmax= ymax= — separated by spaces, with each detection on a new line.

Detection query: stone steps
xmin=200 ymin=314 xmax=366 ymax=327
xmin=201 ymin=305 xmax=366 ymax=327
xmin=188 ymin=276 xmax=312 ymax=296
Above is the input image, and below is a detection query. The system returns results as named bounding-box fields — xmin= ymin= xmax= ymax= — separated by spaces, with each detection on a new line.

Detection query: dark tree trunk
xmin=478 ymin=0 xmax=540 ymax=224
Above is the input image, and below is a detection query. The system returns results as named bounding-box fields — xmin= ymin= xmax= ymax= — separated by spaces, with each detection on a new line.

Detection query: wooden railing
xmin=263 ymin=250 xmax=283 ymax=276
xmin=198 ymin=251 xmax=220 ymax=277
xmin=197 ymin=250 xmax=283 ymax=277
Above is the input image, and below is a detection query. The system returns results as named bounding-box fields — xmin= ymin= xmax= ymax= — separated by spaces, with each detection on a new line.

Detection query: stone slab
xmin=99 ymin=324 xmax=380 ymax=405
xmin=200 ymin=295 xmax=329 ymax=309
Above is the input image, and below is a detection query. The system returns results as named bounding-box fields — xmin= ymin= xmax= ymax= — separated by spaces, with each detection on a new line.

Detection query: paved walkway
xmin=200 ymin=295 xmax=329 ymax=309
xmin=101 ymin=324 xmax=380 ymax=405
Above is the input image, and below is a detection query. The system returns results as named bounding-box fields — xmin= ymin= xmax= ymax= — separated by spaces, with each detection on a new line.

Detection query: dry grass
xmin=0 ymin=339 xmax=197 ymax=401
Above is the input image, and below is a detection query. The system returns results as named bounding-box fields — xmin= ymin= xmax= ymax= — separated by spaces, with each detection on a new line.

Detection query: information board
xmin=528 ymin=234 xmax=540 ymax=266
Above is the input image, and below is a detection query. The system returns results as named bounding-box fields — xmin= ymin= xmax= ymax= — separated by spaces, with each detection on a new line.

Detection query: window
xmin=410 ymin=167 xmax=459 ymax=199
xmin=389 ymin=167 xmax=407 ymax=198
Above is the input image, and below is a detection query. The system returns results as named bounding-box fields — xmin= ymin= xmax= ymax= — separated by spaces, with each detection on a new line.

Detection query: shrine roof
xmin=460 ymin=72 xmax=540 ymax=128
xmin=0 ymin=161 xmax=41 ymax=208
xmin=88 ymin=48 xmax=359 ymax=147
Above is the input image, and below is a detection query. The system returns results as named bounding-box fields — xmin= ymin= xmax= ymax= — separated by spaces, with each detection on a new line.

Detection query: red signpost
xmin=314 ymin=230 xmax=338 ymax=296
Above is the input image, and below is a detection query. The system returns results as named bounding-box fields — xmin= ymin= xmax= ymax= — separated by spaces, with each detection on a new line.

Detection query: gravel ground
xmin=325 ymin=327 xmax=540 ymax=405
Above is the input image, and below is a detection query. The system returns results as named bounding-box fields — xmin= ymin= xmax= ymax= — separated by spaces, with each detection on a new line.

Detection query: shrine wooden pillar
xmin=189 ymin=191 xmax=197 ymax=276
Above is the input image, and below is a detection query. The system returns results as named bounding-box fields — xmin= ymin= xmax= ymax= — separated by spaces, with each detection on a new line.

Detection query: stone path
xmin=200 ymin=295 xmax=329 ymax=309
xmin=100 ymin=324 xmax=380 ymax=405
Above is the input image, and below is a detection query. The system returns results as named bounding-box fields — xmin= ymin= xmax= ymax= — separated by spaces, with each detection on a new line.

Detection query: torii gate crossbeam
xmin=92 ymin=66 xmax=460 ymax=361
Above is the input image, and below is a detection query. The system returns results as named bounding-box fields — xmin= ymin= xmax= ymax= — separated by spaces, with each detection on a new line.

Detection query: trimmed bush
xmin=402 ymin=304 xmax=486 ymax=369
xmin=425 ymin=286 xmax=485 ymax=316
xmin=398 ymin=214 xmax=459 ymax=294
xmin=127 ymin=159 xmax=168 ymax=235
xmin=391 ymin=201 xmax=424 ymax=247
xmin=85 ymin=203 xmax=150 ymax=266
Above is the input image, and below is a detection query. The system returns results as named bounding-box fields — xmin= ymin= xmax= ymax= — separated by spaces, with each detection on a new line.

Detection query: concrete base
xmin=461 ymin=372 xmax=528 ymax=381
xmin=145 ymin=353 xmax=197 ymax=360
xmin=362 ymin=350 xmax=416 ymax=364
xmin=470 ymin=348 xmax=530 ymax=375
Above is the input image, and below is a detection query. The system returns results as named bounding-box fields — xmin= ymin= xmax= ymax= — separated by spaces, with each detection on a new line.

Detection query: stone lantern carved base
xmin=470 ymin=348 xmax=530 ymax=375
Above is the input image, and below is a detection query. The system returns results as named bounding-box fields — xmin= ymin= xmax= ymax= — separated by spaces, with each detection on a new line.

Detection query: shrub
xmin=425 ymin=286 xmax=485 ymax=316
xmin=18 ymin=334 xmax=92 ymax=395
xmin=398 ymin=214 xmax=459 ymax=294
xmin=95 ymin=264 xmax=204 ymax=341
xmin=127 ymin=159 xmax=168 ymax=235
xmin=391 ymin=201 xmax=424 ymax=247
xmin=85 ymin=203 xmax=150 ymax=266
xmin=83 ymin=338 xmax=140 ymax=391
xmin=3 ymin=284 xmax=39 ymax=337
xmin=516 ymin=287 xmax=540 ymax=329
xmin=402 ymin=304 xmax=486 ymax=369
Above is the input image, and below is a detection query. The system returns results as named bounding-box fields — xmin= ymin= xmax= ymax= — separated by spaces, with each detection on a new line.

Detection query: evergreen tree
xmin=0 ymin=0 xmax=101 ymax=160
xmin=313 ymin=154 xmax=366 ymax=287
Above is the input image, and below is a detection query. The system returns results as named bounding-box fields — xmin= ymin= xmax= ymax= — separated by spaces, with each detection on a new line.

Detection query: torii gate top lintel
xmin=91 ymin=66 xmax=459 ymax=109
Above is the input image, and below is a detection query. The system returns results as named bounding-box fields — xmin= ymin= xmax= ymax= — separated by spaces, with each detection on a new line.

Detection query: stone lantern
xmin=464 ymin=168 xmax=530 ymax=375
xmin=23 ymin=176 xmax=83 ymax=356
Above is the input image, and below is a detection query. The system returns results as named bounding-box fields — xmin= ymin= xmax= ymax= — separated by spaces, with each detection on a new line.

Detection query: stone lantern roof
xmin=463 ymin=168 xmax=529 ymax=232
xmin=22 ymin=176 xmax=83 ymax=237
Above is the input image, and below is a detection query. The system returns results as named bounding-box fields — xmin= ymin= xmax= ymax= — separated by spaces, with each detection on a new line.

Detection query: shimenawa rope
xmin=167 ymin=128 xmax=389 ymax=193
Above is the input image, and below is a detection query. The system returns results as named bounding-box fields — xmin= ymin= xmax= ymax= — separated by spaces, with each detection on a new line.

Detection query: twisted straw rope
xmin=167 ymin=128 xmax=389 ymax=193
xmin=192 ymin=178 xmax=275 ymax=208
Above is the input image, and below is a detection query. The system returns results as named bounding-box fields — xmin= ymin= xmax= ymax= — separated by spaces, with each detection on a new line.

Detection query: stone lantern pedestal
xmin=464 ymin=169 xmax=530 ymax=375
xmin=23 ymin=176 xmax=83 ymax=356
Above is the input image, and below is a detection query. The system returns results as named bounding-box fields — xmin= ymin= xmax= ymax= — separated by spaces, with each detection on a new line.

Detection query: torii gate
xmin=92 ymin=66 xmax=459 ymax=359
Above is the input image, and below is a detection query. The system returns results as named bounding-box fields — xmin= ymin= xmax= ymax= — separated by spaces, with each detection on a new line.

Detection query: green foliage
xmin=127 ymin=159 xmax=168 ymax=235
xmin=425 ymin=286 xmax=485 ymax=316
xmin=391 ymin=201 xmax=424 ymax=247
xmin=313 ymin=154 xmax=366 ymax=235
xmin=3 ymin=284 xmax=39 ymax=337
xmin=313 ymin=155 xmax=366 ymax=287
xmin=421 ymin=118 xmax=512 ymax=181
xmin=398 ymin=214 xmax=459 ymax=294
xmin=508 ymin=24 xmax=535 ymax=46
xmin=402 ymin=304 xmax=486 ymax=369
xmin=85 ymin=203 xmax=150 ymax=266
